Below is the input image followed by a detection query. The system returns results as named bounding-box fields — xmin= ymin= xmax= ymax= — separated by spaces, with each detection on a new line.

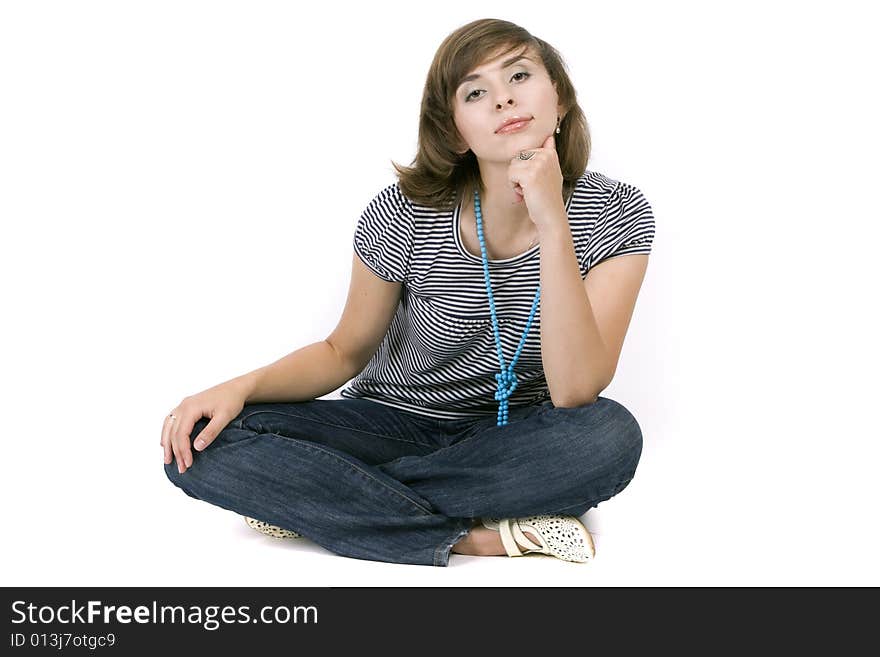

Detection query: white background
xmin=2 ymin=0 xmax=877 ymax=586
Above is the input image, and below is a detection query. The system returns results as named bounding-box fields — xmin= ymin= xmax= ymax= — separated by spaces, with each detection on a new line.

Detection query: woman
xmin=161 ymin=18 xmax=655 ymax=567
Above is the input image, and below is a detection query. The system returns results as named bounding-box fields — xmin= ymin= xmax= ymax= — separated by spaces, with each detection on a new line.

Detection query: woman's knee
xmin=564 ymin=396 xmax=643 ymax=479
xmin=608 ymin=397 xmax=642 ymax=465
xmin=547 ymin=398 xmax=643 ymax=514
xmin=162 ymin=416 xmax=238 ymax=493
xmin=598 ymin=397 xmax=642 ymax=472
xmin=163 ymin=458 xmax=202 ymax=501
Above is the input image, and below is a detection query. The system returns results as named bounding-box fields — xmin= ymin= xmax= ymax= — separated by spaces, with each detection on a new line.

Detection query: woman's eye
xmin=465 ymin=71 xmax=530 ymax=101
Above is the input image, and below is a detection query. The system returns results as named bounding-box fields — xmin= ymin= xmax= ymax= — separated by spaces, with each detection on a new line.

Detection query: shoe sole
xmin=244 ymin=516 xmax=301 ymax=539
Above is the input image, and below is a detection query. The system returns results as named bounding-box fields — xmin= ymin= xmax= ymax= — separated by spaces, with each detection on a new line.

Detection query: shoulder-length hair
xmin=391 ymin=18 xmax=590 ymax=212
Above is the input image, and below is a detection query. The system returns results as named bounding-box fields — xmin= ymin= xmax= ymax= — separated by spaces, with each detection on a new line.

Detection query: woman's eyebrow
xmin=459 ymin=56 xmax=533 ymax=86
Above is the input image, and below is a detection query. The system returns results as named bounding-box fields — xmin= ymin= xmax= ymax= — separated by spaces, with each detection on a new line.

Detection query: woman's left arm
xmin=509 ymin=133 xmax=651 ymax=407
xmin=537 ymin=217 xmax=649 ymax=407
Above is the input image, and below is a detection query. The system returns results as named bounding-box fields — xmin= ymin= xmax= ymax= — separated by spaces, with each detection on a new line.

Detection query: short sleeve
xmin=352 ymin=183 xmax=414 ymax=283
xmin=581 ymin=181 xmax=655 ymax=273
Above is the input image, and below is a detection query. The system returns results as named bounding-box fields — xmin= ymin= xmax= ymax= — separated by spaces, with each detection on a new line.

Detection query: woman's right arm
xmin=238 ymin=339 xmax=358 ymax=403
xmin=162 ymin=340 xmax=358 ymax=474
xmin=162 ymin=251 xmax=403 ymax=474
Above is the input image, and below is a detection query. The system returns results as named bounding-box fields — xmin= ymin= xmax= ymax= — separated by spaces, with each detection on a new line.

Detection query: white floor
xmin=6 ymin=426 xmax=875 ymax=587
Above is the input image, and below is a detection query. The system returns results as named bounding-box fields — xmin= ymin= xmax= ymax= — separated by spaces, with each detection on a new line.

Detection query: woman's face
xmin=452 ymin=46 xmax=563 ymax=162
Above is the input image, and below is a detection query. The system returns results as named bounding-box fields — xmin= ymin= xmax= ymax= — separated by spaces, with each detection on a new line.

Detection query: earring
xmin=555 ymin=116 xmax=561 ymax=134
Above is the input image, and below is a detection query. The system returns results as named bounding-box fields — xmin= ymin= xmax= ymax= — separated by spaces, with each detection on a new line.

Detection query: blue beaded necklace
xmin=473 ymin=187 xmax=542 ymax=427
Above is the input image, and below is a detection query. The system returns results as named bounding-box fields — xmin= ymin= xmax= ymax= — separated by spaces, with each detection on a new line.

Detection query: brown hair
xmin=391 ymin=18 xmax=591 ymax=212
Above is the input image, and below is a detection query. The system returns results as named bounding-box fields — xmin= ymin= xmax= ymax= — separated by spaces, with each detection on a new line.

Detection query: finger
xmin=171 ymin=433 xmax=184 ymax=474
xmin=161 ymin=411 xmax=174 ymax=450
xmin=162 ymin=416 xmax=174 ymax=465
xmin=543 ymin=133 xmax=556 ymax=150
xmin=176 ymin=414 xmax=197 ymax=472
xmin=173 ymin=435 xmax=191 ymax=473
xmin=193 ymin=414 xmax=225 ymax=452
xmin=170 ymin=411 xmax=190 ymax=474
xmin=508 ymin=179 xmax=523 ymax=203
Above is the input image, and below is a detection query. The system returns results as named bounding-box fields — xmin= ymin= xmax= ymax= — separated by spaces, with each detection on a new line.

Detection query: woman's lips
xmin=496 ymin=118 xmax=532 ymax=134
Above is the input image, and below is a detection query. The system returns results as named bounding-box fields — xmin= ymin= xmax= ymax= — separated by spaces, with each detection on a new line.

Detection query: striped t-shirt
xmin=338 ymin=169 xmax=655 ymax=420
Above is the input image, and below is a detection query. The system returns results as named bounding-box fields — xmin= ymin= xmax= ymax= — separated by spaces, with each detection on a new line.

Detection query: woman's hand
xmin=507 ymin=132 xmax=568 ymax=232
xmin=161 ymin=379 xmax=250 ymax=474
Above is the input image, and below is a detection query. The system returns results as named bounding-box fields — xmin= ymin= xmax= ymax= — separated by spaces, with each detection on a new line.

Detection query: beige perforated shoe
xmin=244 ymin=516 xmax=301 ymax=539
xmin=481 ymin=515 xmax=595 ymax=562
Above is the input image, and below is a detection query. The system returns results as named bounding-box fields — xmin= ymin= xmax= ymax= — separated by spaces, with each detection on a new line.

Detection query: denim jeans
xmin=163 ymin=396 xmax=642 ymax=567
